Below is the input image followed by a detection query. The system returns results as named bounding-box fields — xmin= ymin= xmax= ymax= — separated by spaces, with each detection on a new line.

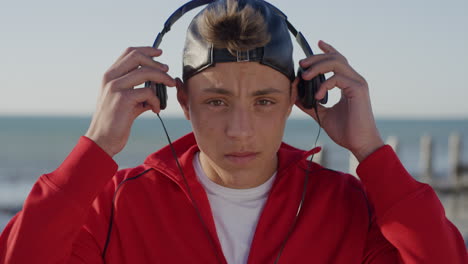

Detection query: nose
xmin=225 ymin=105 xmax=255 ymax=140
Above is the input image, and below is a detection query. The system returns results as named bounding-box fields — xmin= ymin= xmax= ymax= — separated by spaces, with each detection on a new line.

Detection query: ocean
xmin=1 ymin=116 xmax=468 ymax=240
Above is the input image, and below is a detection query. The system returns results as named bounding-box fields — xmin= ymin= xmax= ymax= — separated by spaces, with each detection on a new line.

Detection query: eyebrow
xmin=202 ymin=87 xmax=285 ymax=96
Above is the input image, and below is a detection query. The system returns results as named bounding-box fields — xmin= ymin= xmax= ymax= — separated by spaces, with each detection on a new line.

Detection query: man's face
xmin=178 ymin=62 xmax=296 ymax=176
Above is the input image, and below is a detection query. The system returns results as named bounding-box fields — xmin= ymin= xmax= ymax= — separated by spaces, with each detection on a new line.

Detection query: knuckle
xmin=114 ymin=91 xmax=126 ymax=103
xmin=353 ymin=71 xmax=367 ymax=85
xmin=154 ymin=60 xmax=165 ymax=68
xmin=323 ymin=57 xmax=335 ymax=65
xmin=124 ymin=47 xmax=136 ymax=55
xmin=102 ymin=70 xmax=114 ymax=84
xmin=128 ymin=49 xmax=141 ymax=60
xmin=353 ymin=77 xmax=368 ymax=90
xmin=336 ymin=53 xmax=348 ymax=64
xmin=329 ymin=52 xmax=340 ymax=60
xmin=138 ymin=66 xmax=152 ymax=77
xmin=361 ymin=79 xmax=369 ymax=88
xmin=107 ymin=79 xmax=120 ymax=91
xmin=330 ymin=52 xmax=347 ymax=62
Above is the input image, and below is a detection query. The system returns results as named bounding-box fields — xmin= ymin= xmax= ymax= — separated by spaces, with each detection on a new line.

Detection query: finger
xmin=109 ymin=66 xmax=176 ymax=91
xmin=299 ymin=41 xmax=346 ymax=68
xmin=301 ymin=58 xmax=354 ymax=81
xmin=127 ymin=87 xmax=161 ymax=114
xmin=116 ymin=47 xmax=163 ymax=64
xmin=318 ymin=40 xmax=340 ymax=54
xmin=314 ymin=74 xmax=359 ymax=100
xmin=299 ymin=54 xmax=331 ymax=68
xmin=104 ymin=47 xmax=166 ymax=83
xmin=114 ymin=49 xmax=169 ymax=76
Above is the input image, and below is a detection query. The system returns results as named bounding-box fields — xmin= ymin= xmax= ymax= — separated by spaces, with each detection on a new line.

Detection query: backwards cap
xmin=182 ymin=0 xmax=295 ymax=82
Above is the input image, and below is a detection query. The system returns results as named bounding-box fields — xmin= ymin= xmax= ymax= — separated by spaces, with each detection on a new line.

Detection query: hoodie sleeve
xmin=0 ymin=136 xmax=118 ymax=264
xmin=356 ymin=145 xmax=468 ymax=264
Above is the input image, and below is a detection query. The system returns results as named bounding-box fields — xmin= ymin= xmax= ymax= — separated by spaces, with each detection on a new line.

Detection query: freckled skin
xmin=177 ymin=62 xmax=296 ymax=189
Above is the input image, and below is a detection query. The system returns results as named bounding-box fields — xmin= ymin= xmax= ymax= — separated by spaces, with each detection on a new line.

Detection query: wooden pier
xmin=314 ymin=132 xmax=468 ymax=238
xmin=314 ymin=132 xmax=468 ymax=191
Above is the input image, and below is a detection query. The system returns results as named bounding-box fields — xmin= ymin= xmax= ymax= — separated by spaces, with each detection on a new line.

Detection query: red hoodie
xmin=0 ymin=133 xmax=467 ymax=263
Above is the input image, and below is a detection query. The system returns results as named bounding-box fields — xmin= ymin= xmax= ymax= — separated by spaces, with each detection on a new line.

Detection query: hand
xmin=294 ymin=40 xmax=384 ymax=162
xmin=85 ymin=47 xmax=176 ymax=157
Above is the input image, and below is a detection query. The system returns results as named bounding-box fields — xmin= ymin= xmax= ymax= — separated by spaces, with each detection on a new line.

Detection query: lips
xmin=227 ymin=152 xmax=257 ymax=157
xmin=224 ymin=152 xmax=259 ymax=164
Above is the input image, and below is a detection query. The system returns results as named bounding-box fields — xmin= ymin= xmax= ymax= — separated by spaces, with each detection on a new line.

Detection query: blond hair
xmin=198 ymin=0 xmax=271 ymax=55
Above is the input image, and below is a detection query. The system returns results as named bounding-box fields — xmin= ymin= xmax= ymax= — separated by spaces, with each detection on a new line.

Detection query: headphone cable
xmin=156 ymin=113 xmax=225 ymax=264
xmin=273 ymin=104 xmax=322 ymax=263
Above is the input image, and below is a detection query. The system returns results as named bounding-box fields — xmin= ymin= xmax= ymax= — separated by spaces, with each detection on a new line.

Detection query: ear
xmin=176 ymin=78 xmax=190 ymax=120
xmin=287 ymin=78 xmax=299 ymax=117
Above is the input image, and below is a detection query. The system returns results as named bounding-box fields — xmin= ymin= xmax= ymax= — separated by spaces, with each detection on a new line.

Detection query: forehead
xmin=186 ymin=62 xmax=290 ymax=92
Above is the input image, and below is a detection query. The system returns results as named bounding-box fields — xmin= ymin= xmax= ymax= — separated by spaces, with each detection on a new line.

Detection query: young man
xmin=1 ymin=0 xmax=467 ymax=263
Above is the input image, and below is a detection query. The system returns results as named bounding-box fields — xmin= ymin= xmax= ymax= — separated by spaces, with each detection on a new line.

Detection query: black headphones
xmin=145 ymin=0 xmax=328 ymax=110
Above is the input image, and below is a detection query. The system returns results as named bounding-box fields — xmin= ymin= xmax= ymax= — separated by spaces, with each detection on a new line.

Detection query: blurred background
xmin=1 ymin=0 xmax=467 ymax=246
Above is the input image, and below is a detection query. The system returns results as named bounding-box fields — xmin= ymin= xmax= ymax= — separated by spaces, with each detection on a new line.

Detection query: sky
xmin=0 ymin=0 xmax=467 ymax=119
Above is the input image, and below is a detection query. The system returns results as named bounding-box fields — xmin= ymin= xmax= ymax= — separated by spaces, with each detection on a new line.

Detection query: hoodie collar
xmin=143 ymin=132 xmax=321 ymax=184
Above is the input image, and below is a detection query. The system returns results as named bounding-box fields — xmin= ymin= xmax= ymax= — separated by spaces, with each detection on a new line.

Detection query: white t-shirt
xmin=193 ymin=152 xmax=277 ymax=264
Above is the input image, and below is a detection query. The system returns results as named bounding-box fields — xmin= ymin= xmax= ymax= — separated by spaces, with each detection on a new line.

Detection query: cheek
xmin=189 ymin=103 xmax=220 ymax=132
xmin=189 ymin=105 xmax=225 ymax=152
xmin=258 ymin=114 xmax=287 ymax=143
xmin=192 ymin=115 xmax=219 ymax=136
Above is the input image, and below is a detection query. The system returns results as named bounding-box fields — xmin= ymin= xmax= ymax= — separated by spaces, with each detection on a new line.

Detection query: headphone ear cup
xmin=297 ymin=67 xmax=317 ymax=109
xmin=155 ymin=83 xmax=168 ymax=110
xmin=297 ymin=67 xmax=328 ymax=109
xmin=146 ymin=81 xmax=168 ymax=110
xmin=316 ymin=74 xmax=328 ymax=105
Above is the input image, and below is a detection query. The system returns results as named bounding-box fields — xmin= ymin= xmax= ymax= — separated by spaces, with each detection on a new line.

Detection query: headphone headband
xmin=144 ymin=0 xmax=327 ymax=111
xmin=151 ymin=0 xmax=315 ymax=57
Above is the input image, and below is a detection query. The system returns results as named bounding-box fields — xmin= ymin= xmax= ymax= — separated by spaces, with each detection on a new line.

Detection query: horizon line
xmin=0 ymin=113 xmax=467 ymax=121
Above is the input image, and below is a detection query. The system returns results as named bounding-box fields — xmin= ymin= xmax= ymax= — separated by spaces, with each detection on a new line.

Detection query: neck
xmin=198 ymin=151 xmax=277 ymax=189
